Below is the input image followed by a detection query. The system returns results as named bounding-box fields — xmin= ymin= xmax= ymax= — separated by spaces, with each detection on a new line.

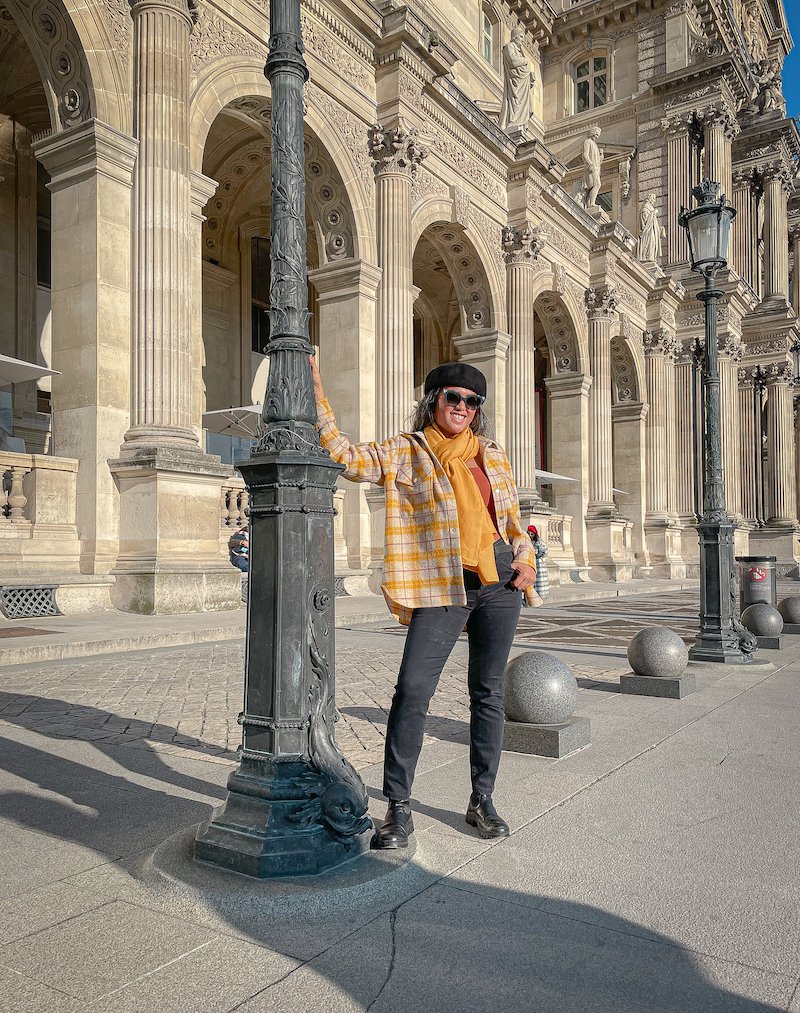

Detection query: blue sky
xmin=785 ymin=3 xmax=800 ymax=118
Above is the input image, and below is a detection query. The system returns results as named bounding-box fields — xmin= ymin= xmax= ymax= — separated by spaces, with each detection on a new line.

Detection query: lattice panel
xmin=0 ymin=586 xmax=60 ymax=620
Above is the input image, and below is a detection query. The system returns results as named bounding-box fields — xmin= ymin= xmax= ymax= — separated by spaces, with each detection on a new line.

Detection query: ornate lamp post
xmin=194 ymin=0 xmax=372 ymax=876
xmin=679 ymin=180 xmax=751 ymax=664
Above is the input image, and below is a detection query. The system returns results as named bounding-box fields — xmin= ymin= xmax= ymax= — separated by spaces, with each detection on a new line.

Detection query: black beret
xmin=423 ymin=362 xmax=487 ymax=399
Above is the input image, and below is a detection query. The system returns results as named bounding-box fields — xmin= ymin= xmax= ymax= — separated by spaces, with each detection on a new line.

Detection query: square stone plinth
xmin=756 ymin=635 xmax=786 ymax=650
xmin=502 ymin=716 xmax=591 ymax=758
xmin=782 ymin=624 xmax=800 ymax=635
xmin=619 ymin=672 xmax=696 ymax=699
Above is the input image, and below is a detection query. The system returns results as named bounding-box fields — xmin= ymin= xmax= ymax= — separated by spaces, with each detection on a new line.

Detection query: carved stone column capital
xmin=732 ymin=166 xmax=756 ymax=191
xmin=660 ymin=113 xmax=692 ymax=139
xmin=698 ymin=103 xmax=739 ymax=142
xmin=718 ymin=333 xmax=744 ymax=362
xmin=763 ymin=361 xmax=795 ymax=385
xmin=761 ymin=161 xmax=793 ymax=194
xmin=502 ymin=223 xmax=547 ymax=265
xmin=585 ymin=285 xmax=618 ymax=319
xmin=643 ymin=328 xmax=677 ymax=358
xmin=368 ymin=120 xmax=427 ymax=177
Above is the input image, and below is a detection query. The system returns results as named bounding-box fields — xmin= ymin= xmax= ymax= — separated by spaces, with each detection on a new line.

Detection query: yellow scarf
xmin=424 ymin=424 xmax=499 ymax=585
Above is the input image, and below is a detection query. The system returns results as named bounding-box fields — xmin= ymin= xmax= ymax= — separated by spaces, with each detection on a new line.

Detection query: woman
xmin=527 ymin=524 xmax=550 ymax=599
xmin=311 ymin=357 xmax=536 ymax=848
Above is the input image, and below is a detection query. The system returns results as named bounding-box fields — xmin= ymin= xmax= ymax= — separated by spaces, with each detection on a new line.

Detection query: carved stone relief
xmin=610 ymin=335 xmax=638 ymax=403
xmin=426 ymin=222 xmax=492 ymax=330
xmin=203 ymin=125 xmax=355 ymax=264
xmin=301 ymin=10 xmax=371 ymax=93
xmin=410 ymin=166 xmax=447 ymax=205
xmin=536 ymin=292 xmax=579 ymax=373
xmin=190 ymin=8 xmax=264 ymax=64
xmin=3 ymin=0 xmax=93 ymax=127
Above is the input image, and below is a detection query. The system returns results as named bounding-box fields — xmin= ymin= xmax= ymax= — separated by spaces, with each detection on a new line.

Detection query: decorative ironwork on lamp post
xmin=194 ymin=0 xmax=372 ymax=876
xmin=679 ymin=180 xmax=755 ymax=664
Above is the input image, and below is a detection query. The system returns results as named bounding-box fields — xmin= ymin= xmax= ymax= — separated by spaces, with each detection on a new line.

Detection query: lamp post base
xmin=688 ymin=518 xmax=753 ymax=665
xmin=195 ymin=757 xmax=373 ymax=878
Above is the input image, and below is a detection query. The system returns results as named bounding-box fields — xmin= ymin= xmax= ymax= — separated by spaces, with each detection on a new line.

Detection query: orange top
xmin=466 ymin=457 xmax=499 ymax=536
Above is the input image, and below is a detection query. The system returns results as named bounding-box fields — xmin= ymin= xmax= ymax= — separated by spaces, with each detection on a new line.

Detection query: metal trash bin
xmin=736 ymin=556 xmax=778 ymax=610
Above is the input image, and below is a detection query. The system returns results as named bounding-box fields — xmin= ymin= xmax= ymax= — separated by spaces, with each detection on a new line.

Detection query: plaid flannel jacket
xmin=315 ymin=399 xmax=536 ymax=623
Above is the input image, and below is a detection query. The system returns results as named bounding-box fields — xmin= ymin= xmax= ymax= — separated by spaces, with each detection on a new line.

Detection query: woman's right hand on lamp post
xmin=309 ymin=353 xmax=325 ymax=403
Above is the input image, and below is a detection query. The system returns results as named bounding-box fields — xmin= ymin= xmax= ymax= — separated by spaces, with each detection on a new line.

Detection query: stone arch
xmin=532 ymin=279 xmax=587 ymax=375
xmin=411 ymin=197 xmax=505 ymax=333
xmin=202 ymin=122 xmax=356 ymax=270
xmin=609 ymin=316 xmax=645 ymax=405
xmin=190 ymin=64 xmax=375 ymax=263
xmin=2 ymin=0 xmax=98 ymax=132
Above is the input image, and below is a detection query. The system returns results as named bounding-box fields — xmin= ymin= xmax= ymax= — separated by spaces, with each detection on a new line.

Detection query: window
xmin=575 ymin=55 xmax=607 ymax=112
xmin=481 ymin=3 xmax=499 ymax=71
xmin=596 ymin=191 xmax=613 ymax=216
xmin=251 ymin=237 xmax=270 ymax=354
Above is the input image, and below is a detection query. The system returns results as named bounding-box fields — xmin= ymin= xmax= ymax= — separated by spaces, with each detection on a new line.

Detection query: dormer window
xmin=576 ymin=55 xmax=607 ymax=112
xmin=481 ymin=3 xmax=500 ymax=71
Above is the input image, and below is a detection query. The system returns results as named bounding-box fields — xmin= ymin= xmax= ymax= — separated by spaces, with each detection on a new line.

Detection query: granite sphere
xmin=778 ymin=597 xmax=800 ymax=625
xmin=627 ymin=627 xmax=688 ymax=678
xmin=741 ymin=603 xmax=783 ymax=636
xmin=504 ymin=651 xmax=577 ymax=725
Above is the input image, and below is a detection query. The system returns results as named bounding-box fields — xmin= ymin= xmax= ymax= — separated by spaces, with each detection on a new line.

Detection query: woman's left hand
xmin=509 ymin=561 xmax=536 ymax=590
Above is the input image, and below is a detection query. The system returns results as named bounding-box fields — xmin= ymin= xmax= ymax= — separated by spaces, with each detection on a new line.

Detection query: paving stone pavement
xmin=0 ymin=631 xmax=626 ymax=772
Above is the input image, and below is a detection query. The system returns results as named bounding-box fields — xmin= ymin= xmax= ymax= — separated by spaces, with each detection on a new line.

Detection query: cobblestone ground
xmin=0 ymin=633 xmax=625 ymax=771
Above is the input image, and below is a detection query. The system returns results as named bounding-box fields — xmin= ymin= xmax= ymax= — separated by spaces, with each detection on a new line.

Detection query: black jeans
xmin=383 ymin=540 xmax=522 ymax=801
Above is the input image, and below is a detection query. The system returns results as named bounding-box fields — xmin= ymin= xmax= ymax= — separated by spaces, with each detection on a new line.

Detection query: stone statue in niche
xmin=582 ymin=125 xmax=604 ymax=209
xmin=638 ymin=194 xmax=665 ymax=263
xmin=743 ymin=3 xmax=767 ymax=64
xmin=752 ymin=59 xmax=786 ymax=117
xmin=499 ymin=27 xmax=533 ymax=133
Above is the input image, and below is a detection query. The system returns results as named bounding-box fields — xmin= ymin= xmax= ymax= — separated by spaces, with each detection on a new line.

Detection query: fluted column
xmin=674 ymin=344 xmax=699 ymax=519
xmin=585 ymin=286 xmax=617 ymax=513
xmin=643 ymin=329 xmax=672 ymax=519
xmin=126 ymin=0 xmax=196 ymax=450
xmin=791 ymin=226 xmax=800 ymax=316
xmin=504 ymin=225 xmax=544 ymax=490
xmin=700 ymin=106 xmax=737 ymax=202
xmin=731 ymin=169 xmax=756 ymax=289
xmin=718 ymin=335 xmax=743 ymax=520
xmin=762 ymin=163 xmax=791 ymax=306
xmin=738 ymin=366 xmax=758 ymax=524
xmin=369 ymin=122 xmax=425 ymax=440
xmin=661 ymin=115 xmax=692 ymax=265
xmin=764 ymin=364 xmax=798 ymax=524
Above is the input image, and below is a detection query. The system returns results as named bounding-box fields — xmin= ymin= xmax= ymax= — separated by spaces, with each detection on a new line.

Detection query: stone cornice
xmin=33 ymin=118 xmax=138 ymax=191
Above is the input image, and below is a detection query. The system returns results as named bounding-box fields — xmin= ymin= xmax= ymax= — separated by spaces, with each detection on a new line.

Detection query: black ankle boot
xmin=372 ymin=799 xmax=414 ymax=850
xmin=465 ymin=792 xmax=509 ymax=839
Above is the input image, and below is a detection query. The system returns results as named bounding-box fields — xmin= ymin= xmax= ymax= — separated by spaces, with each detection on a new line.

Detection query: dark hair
xmin=408 ymin=389 xmax=491 ymax=437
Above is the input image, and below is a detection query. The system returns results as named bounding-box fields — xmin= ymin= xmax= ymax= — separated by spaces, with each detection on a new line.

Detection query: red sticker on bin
xmin=749 ymin=567 xmax=767 ymax=581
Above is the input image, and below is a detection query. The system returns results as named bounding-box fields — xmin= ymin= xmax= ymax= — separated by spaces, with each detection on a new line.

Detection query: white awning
xmin=535 ymin=468 xmax=627 ymax=495
xmin=202 ymin=404 xmax=262 ymax=439
xmin=0 ymin=353 xmax=60 ymax=385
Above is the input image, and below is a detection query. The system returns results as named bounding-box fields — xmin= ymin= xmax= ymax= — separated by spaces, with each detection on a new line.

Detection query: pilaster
xmin=761 ymin=162 xmax=791 ymax=308
xmin=33 ymin=119 xmax=139 ymax=575
xmin=544 ymin=372 xmax=591 ymax=568
xmin=309 ymin=258 xmax=382 ymax=570
xmin=369 ymin=120 xmax=425 ymax=441
xmin=585 ymin=286 xmax=617 ymax=515
xmin=660 ymin=115 xmax=692 ymax=266
xmin=452 ymin=329 xmax=511 ymax=441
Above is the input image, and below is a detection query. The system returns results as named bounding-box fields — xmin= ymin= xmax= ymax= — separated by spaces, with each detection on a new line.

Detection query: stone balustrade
xmin=220 ymin=478 xmax=248 ymax=535
xmin=0 ymin=453 xmax=82 ymax=576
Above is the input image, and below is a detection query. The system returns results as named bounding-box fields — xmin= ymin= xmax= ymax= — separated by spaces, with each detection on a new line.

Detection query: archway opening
xmin=0 ymin=5 xmax=52 ymax=452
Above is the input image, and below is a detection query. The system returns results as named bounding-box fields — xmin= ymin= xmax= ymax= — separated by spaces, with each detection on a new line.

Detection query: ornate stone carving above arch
xmin=532 ymin=281 xmax=587 ymax=375
xmin=414 ymin=219 xmax=495 ymax=333
xmin=2 ymin=0 xmax=96 ymax=131
xmin=190 ymin=69 xmax=374 ymax=263
xmin=202 ymin=122 xmax=356 ymax=268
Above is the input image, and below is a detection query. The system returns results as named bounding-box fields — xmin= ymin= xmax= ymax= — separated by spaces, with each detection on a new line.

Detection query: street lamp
xmin=679 ymin=179 xmax=751 ymax=663
xmin=194 ymin=0 xmax=372 ymax=876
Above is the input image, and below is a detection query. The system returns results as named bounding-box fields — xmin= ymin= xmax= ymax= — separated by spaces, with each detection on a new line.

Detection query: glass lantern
xmin=678 ymin=179 xmax=737 ymax=276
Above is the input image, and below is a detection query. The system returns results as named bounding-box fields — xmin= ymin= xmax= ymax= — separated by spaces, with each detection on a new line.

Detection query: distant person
xmin=527 ymin=524 xmax=549 ymax=599
xmin=310 ymin=354 xmax=536 ymax=849
xmin=228 ymin=525 xmax=248 ymax=573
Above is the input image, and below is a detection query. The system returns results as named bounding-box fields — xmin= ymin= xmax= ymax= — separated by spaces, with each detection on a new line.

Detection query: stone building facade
xmin=0 ymin=0 xmax=797 ymax=613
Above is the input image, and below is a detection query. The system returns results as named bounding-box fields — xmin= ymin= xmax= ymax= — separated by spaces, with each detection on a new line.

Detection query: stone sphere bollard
xmin=504 ymin=651 xmax=577 ymax=725
xmin=741 ymin=603 xmax=783 ymax=636
xmin=627 ymin=627 xmax=688 ymax=678
xmin=778 ymin=597 xmax=800 ymax=625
